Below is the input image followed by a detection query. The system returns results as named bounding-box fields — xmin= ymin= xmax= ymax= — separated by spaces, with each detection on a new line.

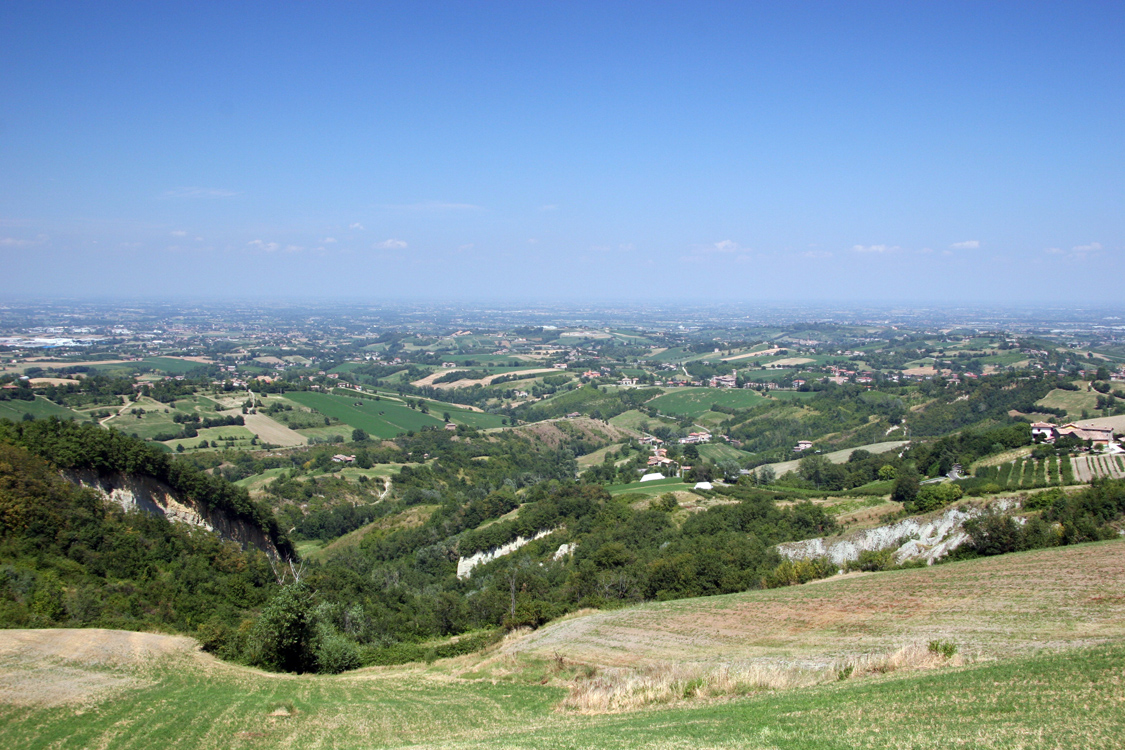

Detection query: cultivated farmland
xmin=284 ymin=391 xmax=444 ymax=438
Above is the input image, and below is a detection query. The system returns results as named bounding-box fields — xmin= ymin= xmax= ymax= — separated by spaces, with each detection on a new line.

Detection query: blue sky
xmin=1 ymin=2 xmax=1122 ymax=303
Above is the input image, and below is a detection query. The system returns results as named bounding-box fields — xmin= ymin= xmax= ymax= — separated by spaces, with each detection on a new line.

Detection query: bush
xmin=316 ymin=631 xmax=361 ymax=674
xmin=848 ymin=549 xmax=895 ymax=572
xmin=761 ymin=557 xmax=837 ymax=588
xmin=907 ymin=482 xmax=963 ymax=513
xmin=249 ymin=583 xmax=319 ymax=674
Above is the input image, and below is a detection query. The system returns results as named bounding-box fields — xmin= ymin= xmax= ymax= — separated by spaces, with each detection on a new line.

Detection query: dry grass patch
xmin=560 ymin=641 xmax=963 ymax=713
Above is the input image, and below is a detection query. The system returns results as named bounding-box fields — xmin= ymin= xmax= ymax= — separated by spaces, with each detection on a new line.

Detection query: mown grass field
xmin=284 ymin=391 xmax=444 ymax=438
xmin=2 ymin=540 xmax=1124 ymax=749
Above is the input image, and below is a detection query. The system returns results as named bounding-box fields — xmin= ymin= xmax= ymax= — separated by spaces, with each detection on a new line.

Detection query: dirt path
xmin=243 ymin=412 xmax=307 ymax=447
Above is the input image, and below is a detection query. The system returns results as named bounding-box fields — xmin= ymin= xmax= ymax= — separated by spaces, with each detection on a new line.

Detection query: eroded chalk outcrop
xmin=456 ymin=528 xmax=558 ymax=579
xmin=62 ymin=468 xmax=281 ymax=559
xmin=776 ymin=499 xmax=1020 ymax=567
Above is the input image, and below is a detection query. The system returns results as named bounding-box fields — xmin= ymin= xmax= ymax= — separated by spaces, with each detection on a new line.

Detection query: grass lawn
xmin=285 ymin=391 xmax=444 ymax=438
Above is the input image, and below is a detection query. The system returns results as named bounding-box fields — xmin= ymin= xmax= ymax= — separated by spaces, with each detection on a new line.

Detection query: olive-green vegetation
xmin=0 ymin=440 xmax=276 ymax=633
xmin=951 ymin=480 xmax=1125 ymax=558
xmin=0 ymin=418 xmax=291 ymax=557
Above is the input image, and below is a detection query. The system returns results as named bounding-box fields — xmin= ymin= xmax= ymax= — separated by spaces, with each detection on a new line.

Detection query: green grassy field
xmin=330 ymin=389 xmax=506 ymax=430
xmin=1036 ymin=386 xmax=1099 ymax=419
xmin=0 ymin=396 xmax=84 ymax=422
xmin=285 ymin=391 xmax=444 ymax=438
xmin=697 ymin=442 xmax=752 ymax=463
xmin=165 ymin=425 xmax=257 ymax=452
xmin=646 ymin=388 xmax=766 ymax=418
xmin=3 ymin=540 xmax=1123 ymax=749
xmin=607 ymin=409 xmax=679 ymax=433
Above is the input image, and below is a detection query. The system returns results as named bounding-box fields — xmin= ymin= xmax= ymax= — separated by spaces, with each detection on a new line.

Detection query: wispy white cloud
xmin=619 ymin=243 xmax=635 ymax=252
xmin=457 ymin=243 xmax=475 ymax=252
xmin=349 ymin=223 xmax=365 ymax=230
xmin=160 ymin=187 xmax=240 ymax=199
xmin=1045 ymin=242 xmax=1103 ymax=259
xmin=852 ymin=244 xmax=901 ymax=254
xmin=0 ymin=237 xmax=33 ymax=247
xmin=323 ymin=237 xmax=338 ymax=243
xmin=802 ymin=250 xmax=833 ymax=259
xmin=373 ymin=238 xmax=407 ymax=250
xmin=681 ymin=239 xmax=753 ymax=262
xmin=248 ymin=239 xmax=280 ymax=252
xmin=170 ymin=230 xmax=188 ymax=237
xmin=950 ymin=240 xmax=980 ymax=249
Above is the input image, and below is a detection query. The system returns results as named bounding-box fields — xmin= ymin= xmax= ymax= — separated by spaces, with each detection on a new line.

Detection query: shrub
xmin=761 ymin=557 xmax=837 ymax=588
xmin=907 ymin=483 xmax=963 ymax=513
xmin=849 ymin=549 xmax=895 ymax=572
xmin=249 ymin=583 xmax=319 ymax=674
xmin=316 ymin=631 xmax=361 ymax=674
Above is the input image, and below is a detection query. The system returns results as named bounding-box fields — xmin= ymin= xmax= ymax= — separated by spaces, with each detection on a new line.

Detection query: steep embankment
xmin=0 ymin=418 xmax=292 ymax=559
xmin=62 ymin=468 xmax=282 ymax=558
xmin=776 ymin=498 xmax=1021 ymax=567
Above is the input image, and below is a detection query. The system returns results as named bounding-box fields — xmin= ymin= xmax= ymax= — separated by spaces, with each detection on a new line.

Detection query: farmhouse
xmin=793 ymin=440 xmax=814 ymax=452
xmin=708 ymin=370 xmax=737 ymax=388
xmin=1032 ymin=422 xmax=1115 ymax=447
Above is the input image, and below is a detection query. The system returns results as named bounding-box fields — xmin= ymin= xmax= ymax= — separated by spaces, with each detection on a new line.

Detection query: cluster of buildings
xmin=1030 ymin=422 xmax=1116 ymax=449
